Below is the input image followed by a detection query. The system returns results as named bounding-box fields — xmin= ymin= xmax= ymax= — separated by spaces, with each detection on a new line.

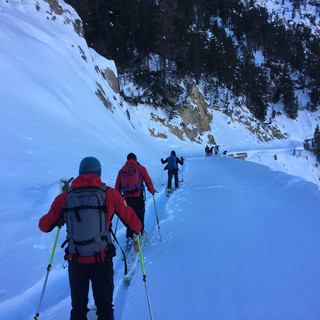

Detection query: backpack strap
xmin=62 ymin=204 xmax=107 ymax=216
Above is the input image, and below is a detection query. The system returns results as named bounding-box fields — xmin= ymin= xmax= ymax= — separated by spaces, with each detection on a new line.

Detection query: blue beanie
xmin=79 ymin=157 xmax=101 ymax=176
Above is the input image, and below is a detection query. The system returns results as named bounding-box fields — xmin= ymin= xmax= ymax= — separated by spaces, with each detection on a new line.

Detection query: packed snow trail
xmin=120 ymin=155 xmax=320 ymax=320
xmin=2 ymin=154 xmax=320 ymax=320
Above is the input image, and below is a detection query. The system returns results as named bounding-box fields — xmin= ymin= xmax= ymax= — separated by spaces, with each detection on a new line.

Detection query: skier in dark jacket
xmin=205 ymin=145 xmax=210 ymax=156
xmin=39 ymin=157 xmax=142 ymax=320
xmin=161 ymin=150 xmax=184 ymax=192
xmin=115 ymin=153 xmax=155 ymax=250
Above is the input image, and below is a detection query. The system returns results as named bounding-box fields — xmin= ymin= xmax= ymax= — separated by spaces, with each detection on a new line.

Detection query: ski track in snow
xmin=113 ymin=186 xmax=171 ymax=319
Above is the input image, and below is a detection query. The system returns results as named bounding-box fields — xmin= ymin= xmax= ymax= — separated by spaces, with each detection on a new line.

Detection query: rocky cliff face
xmin=178 ymin=85 xmax=215 ymax=144
xmin=147 ymin=84 xmax=215 ymax=144
xmin=102 ymin=68 xmax=120 ymax=94
xmin=147 ymin=81 xmax=286 ymax=145
xmin=42 ymin=0 xmax=83 ymax=36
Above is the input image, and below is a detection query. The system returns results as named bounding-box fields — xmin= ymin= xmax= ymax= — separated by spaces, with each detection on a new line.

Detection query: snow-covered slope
xmin=0 ymin=1 xmax=320 ymax=319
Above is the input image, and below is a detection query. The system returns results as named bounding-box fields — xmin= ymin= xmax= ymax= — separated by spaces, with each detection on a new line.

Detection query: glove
xmin=161 ymin=158 xmax=163 ymax=162
xmin=56 ymin=218 xmax=65 ymax=228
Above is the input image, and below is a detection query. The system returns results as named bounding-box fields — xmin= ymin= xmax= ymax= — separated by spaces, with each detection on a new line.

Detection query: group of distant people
xmin=38 ymin=150 xmax=184 ymax=320
xmin=205 ymin=144 xmax=219 ymax=156
xmin=205 ymin=145 xmax=228 ymax=157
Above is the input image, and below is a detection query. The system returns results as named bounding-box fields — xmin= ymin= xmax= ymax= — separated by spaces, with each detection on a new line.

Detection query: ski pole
xmin=152 ymin=194 xmax=162 ymax=242
xmin=161 ymin=163 xmax=164 ymax=185
xmin=181 ymin=159 xmax=184 ymax=182
xmin=137 ymin=234 xmax=153 ymax=320
xmin=34 ymin=227 xmax=61 ymax=320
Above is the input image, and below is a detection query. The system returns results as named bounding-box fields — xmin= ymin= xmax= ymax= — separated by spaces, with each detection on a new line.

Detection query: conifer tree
xmin=279 ymin=67 xmax=299 ymax=120
xmin=153 ymin=0 xmax=177 ymax=95
xmin=309 ymin=87 xmax=320 ymax=112
xmin=313 ymin=124 xmax=320 ymax=161
xmin=282 ymin=77 xmax=299 ymax=120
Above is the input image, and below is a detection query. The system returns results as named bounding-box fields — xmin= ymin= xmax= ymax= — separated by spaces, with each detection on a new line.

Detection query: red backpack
xmin=119 ymin=164 xmax=145 ymax=196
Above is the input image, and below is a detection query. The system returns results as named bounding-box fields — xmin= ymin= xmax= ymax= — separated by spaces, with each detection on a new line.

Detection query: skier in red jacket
xmin=39 ymin=156 xmax=142 ymax=320
xmin=115 ymin=153 xmax=155 ymax=251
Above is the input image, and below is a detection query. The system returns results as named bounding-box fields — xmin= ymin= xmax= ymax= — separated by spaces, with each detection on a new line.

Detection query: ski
xmin=123 ymin=232 xmax=148 ymax=282
xmin=166 ymin=188 xmax=175 ymax=197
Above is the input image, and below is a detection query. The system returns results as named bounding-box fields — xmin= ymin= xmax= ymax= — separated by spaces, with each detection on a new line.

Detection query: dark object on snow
xmin=60 ymin=177 xmax=74 ymax=192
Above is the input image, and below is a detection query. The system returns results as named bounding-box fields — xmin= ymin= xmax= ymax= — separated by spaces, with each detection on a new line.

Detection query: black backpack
xmin=62 ymin=185 xmax=111 ymax=257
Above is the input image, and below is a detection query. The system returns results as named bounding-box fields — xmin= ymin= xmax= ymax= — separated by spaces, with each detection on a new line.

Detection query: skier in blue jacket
xmin=161 ymin=150 xmax=184 ymax=192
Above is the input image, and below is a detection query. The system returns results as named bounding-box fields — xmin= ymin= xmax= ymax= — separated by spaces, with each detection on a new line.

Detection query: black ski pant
xmin=68 ymin=251 xmax=115 ymax=320
xmin=167 ymin=169 xmax=179 ymax=189
xmin=125 ymin=193 xmax=145 ymax=238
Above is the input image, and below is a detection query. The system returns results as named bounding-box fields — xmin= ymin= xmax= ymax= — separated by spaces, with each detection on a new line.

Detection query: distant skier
xmin=161 ymin=150 xmax=184 ymax=192
xmin=205 ymin=145 xmax=210 ymax=156
xmin=115 ymin=153 xmax=155 ymax=252
xmin=39 ymin=156 xmax=142 ymax=320
xmin=209 ymin=146 xmax=213 ymax=156
xmin=214 ymin=145 xmax=219 ymax=155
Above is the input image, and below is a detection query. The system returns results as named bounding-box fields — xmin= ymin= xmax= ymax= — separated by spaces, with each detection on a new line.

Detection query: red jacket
xmin=39 ymin=174 xmax=142 ymax=263
xmin=115 ymin=159 xmax=155 ymax=198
